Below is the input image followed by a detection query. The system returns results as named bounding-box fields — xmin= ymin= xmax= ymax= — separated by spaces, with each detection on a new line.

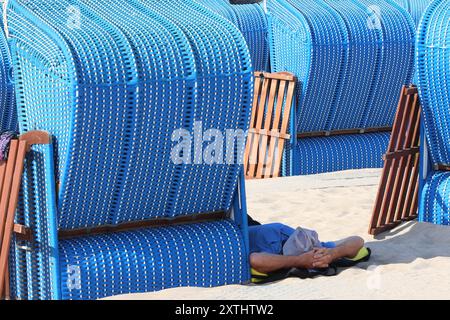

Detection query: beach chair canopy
xmin=0 ymin=21 xmax=16 ymax=131
xmin=394 ymin=0 xmax=433 ymax=26
xmin=5 ymin=0 xmax=252 ymax=300
xmin=267 ymin=0 xmax=416 ymax=175
xmin=197 ymin=0 xmax=270 ymax=71
xmin=417 ymin=0 xmax=450 ymax=225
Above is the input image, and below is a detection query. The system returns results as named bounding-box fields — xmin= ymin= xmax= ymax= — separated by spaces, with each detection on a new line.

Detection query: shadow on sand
xmin=360 ymin=221 xmax=450 ymax=268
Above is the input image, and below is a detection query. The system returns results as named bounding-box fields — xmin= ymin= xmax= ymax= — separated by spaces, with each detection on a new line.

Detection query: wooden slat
xmin=4 ymin=260 xmax=9 ymax=300
xmin=0 ymin=140 xmax=28 ymax=299
xmin=383 ymin=93 xmax=415 ymax=224
xmin=256 ymin=79 xmax=279 ymax=178
xmin=297 ymin=127 xmax=392 ymax=139
xmin=263 ymin=80 xmax=286 ymax=178
xmin=245 ymin=72 xmax=297 ymax=179
xmin=59 ymin=211 xmax=227 ymax=239
xmin=394 ymin=100 xmax=421 ymax=222
xmin=0 ymin=140 xmax=19 ymax=299
xmin=244 ymin=75 xmax=263 ymax=173
xmin=261 ymin=71 xmax=296 ymax=82
xmin=369 ymin=86 xmax=421 ymax=235
xmin=246 ymin=76 xmax=271 ymax=178
xmin=273 ymin=81 xmax=296 ymax=178
xmin=370 ymin=88 xmax=409 ymax=230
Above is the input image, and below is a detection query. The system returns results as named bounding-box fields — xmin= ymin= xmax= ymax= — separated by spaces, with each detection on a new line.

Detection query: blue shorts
xmin=249 ymin=223 xmax=336 ymax=255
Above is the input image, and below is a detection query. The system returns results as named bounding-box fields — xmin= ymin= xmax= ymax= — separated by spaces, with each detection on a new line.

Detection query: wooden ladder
xmin=369 ymin=86 xmax=421 ymax=235
xmin=0 ymin=131 xmax=51 ymax=299
xmin=244 ymin=72 xmax=296 ymax=179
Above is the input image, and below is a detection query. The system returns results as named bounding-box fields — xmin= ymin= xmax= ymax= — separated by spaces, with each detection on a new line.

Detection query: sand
xmin=107 ymin=169 xmax=450 ymax=300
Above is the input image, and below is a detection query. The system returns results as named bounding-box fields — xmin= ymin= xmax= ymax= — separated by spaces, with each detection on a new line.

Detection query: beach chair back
xmin=369 ymin=86 xmax=421 ymax=235
xmin=5 ymin=0 xmax=252 ymax=300
xmin=244 ymin=72 xmax=296 ymax=179
xmin=0 ymin=131 xmax=50 ymax=299
xmin=416 ymin=0 xmax=450 ymax=225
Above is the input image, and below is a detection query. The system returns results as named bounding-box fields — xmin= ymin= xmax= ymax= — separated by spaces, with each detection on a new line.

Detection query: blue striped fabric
xmin=269 ymin=0 xmax=415 ymax=132
xmin=135 ymin=0 xmax=253 ymax=218
xmin=417 ymin=0 xmax=450 ymax=226
xmin=10 ymin=143 xmax=58 ymax=300
xmin=197 ymin=0 xmax=270 ymax=71
xmin=59 ymin=220 xmax=249 ymax=300
xmin=392 ymin=0 xmax=432 ymax=82
xmin=421 ymin=172 xmax=450 ymax=225
xmin=0 ymin=23 xmax=16 ymax=131
xmin=6 ymin=0 xmax=252 ymax=300
xmin=417 ymin=0 xmax=450 ymax=167
xmin=394 ymin=0 xmax=433 ymax=26
xmin=268 ymin=0 xmax=414 ymax=175
xmin=7 ymin=0 xmax=252 ymax=229
xmin=293 ymin=132 xmax=390 ymax=175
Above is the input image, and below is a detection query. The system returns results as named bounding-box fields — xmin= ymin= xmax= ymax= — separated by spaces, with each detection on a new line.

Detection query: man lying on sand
xmin=247 ymin=216 xmax=366 ymax=274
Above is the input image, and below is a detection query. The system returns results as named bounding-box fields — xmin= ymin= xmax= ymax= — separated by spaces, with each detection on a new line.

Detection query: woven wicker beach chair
xmin=393 ymin=0 xmax=433 ymax=26
xmin=416 ymin=0 xmax=450 ymax=226
xmin=0 ymin=16 xmax=16 ymax=132
xmin=267 ymin=0 xmax=415 ymax=176
xmin=4 ymin=0 xmax=252 ymax=300
xmin=197 ymin=0 xmax=270 ymax=71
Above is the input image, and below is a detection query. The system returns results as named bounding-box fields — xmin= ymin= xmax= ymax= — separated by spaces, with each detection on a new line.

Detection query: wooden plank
xmin=262 ymin=71 xmax=296 ymax=82
xmin=244 ymin=76 xmax=263 ymax=174
xmin=247 ymin=77 xmax=271 ymax=177
xmin=369 ymin=86 xmax=421 ymax=235
xmin=377 ymin=89 xmax=410 ymax=226
xmin=0 ymin=140 xmax=28 ymax=298
xmin=297 ymin=127 xmax=392 ymax=139
xmin=256 ymin=79 xmax=279 ymax=178
xmin=394 ymin=101 xmax=421 ymax=222
xmin=0 ymin=141 xmax=18 ymax=247
xmin=370 ymin=87 xmax=409 ymax=231
xmin=59 ymin=211 xmax=227 ymax=239
xmin=273 ymin=81 xmax=296 ymax=178
xmin=385 ymin=93 xmax=417 ymax=224
xmin=0 ymin=140 xmax=19 ymax=298
xmin=245 ymin=72 xmax=296 ymax=180
xmin=264 ymin=80 xmax=286 ymax=178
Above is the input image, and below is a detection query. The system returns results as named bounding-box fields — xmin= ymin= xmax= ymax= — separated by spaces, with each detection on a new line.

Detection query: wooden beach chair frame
xmin=369 ymin=86 xmax=421 ymax=235
xmin=0 ymin=131 xmax=50 ymax=299
xmin=244 ymin=71 xmax=297 ymax=179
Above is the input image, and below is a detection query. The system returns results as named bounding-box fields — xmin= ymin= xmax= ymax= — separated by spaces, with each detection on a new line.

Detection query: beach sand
xmin=107 ymin=169 xmax=450 ymax=300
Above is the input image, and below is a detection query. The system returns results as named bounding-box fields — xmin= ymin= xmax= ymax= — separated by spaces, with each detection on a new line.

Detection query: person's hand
xmin=312 ymin=248 xmax=334 ymax=268
xmin=296 ymin=250 xmax=316 ymax=269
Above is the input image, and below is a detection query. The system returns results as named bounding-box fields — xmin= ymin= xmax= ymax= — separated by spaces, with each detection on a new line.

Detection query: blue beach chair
xmin=197 ymin=0 xmax=270 ymax=71
xmin=0 ymin=14 xmax=16 ymax=131
xmin=417 ymin=0 xmax=450 ymax=226
xmin=267 ymin=0 xmax=415 ymax=176
xmin=4 ymin=0 xmax=252 ymax=300
xmin=394 ymin=0 xmax=433 ymax=26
